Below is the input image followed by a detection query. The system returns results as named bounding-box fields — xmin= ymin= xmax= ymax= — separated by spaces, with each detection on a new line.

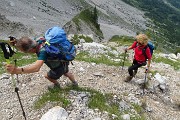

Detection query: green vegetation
xmin=121 ymin=0 xmax=180 ymax=45
xmin=72 ymin=7 xmax=104 ymax=39
xmin=74 ymin=36 xmax=133 ymax=67
xmin=154 ymin=56 xmax=180 ymax=70
xmin=175 ymin=48 xmax=180 ymax=56
xmin=109 ymin=35 xmax=135 ymax=46
xmin=71 ymin=34 xmax=93 ymax=45
xmin=167 ymin=0 xmax=180 ymax=9
xmin=34 ymin=86 xmax=146 ymax=120
xmin=79 ymin=35 xmax=93 ymax=43
xmin=131 ymin=103 xmax=146 ymax=120
xmin=75 ymin=51 xmax=131 ymax=67
xmin=34 ymin=87 xmax=71 ymax=109
xmin=149 ymin=70 xmax=158 ymax=78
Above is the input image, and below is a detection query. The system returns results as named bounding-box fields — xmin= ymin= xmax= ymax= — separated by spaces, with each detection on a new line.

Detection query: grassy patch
xmin=75 ymin=51 xmax=131 ymax=67
xmin=154 ymin=56 xmax=180 ymax=70
xmin=34 ymin=87 xmax=71 ymax=109
xmin=71 ymin=34 xmax=93 ymax=45
xmin=149 ymin=70 xmax=158 ymax=77
xmin=34 ymin=86 xmax=146 ymax=119
xmin=78 ymin=35 xmax=93 ymax=43
xmin=72 ymin=8 xmax=104 ymax=39
xmin=109 ymin=35 xmax=135 ymax=46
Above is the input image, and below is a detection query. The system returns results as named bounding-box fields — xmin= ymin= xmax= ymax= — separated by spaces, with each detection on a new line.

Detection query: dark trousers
xmin=128 ymin=60 xmax=146 ymax=76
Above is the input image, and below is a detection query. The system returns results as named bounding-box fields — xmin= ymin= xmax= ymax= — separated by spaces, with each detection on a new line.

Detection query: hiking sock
xmin=72 ymin=81 xmax=78 ymax=87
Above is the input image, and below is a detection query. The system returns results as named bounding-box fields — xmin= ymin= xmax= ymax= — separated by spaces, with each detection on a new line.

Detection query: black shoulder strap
xmin=142 ymin=46 xmax=148 ymax=59
xmin=37 ymin=37 xmax=46 ymax=44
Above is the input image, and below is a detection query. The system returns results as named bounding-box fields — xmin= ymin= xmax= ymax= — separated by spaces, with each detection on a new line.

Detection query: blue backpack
xmin=43 ymin=26 xmax=76 ymax=61
xmin=142 ymin=41 xmax=155 ymax=59
xmin=146 ymin=41 xmax=155 ymax=55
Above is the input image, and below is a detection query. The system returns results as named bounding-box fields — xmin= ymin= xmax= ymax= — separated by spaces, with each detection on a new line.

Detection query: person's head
xmin=136 ymin=34 xmax=148 ymax=46
xmin=16 ymin=37 xmax=37 ymax=53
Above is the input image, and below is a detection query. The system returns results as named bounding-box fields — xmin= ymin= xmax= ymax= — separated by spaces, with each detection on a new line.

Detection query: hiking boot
xmin=133 ymin=70 xmax=138 ymax=77
xmin=48 ymin=83 xmax=61 ymax=90
xmin=124 ymin=76 xmax=133 ymax=82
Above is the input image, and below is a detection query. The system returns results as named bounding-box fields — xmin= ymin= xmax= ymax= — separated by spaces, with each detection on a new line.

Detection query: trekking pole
xmin=10 ymin=37 xmax=27 ymax=120
xmin=121 ymin=50 xmax=127 ymax=70
xmin=0 ymin=41 xmax=27 ymax=120
xmin=14 ymin=59 xmax=27 ymax=120
xmin=143 ymin=68 xmax=148 ymax=95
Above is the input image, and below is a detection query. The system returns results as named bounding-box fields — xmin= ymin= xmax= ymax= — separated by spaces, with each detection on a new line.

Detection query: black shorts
xmin=47 ymin=62 xmax=69 ymax=80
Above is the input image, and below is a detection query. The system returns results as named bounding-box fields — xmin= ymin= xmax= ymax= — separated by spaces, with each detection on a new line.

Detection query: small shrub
xmin=79 ymin=35 xmax=93 ymax=43
xmin=71 ymin=34 xmax=80 ymax=45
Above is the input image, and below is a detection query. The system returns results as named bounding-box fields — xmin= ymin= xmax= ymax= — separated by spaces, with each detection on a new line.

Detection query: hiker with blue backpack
xmin=5 ymin=26 xmax=78 ymax=89
xmin=124 ymin=33 xmax=153 ymax=82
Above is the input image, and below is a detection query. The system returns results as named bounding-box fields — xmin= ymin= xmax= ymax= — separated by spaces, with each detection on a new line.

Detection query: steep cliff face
xmin=85 ymin=0 xmax=148 ymax=39
xmin=0 ymin=0 xmax=147 ymax=40
xmin=0 ymin=14 xmax=32 ymax=40
xmin=0 ymin=0 xmax=82 ymax=38
xmin=63 ymin=8 xmax=104 ymax=42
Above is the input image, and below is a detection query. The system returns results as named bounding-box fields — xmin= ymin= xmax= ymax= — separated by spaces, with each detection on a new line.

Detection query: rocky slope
xmin=0 ymin=0 xmax=148 ymax=40
xmin=0 ymin=0 xmax=179 ymax=120
xmin=0 ymin=42 xmax=180 ymax=120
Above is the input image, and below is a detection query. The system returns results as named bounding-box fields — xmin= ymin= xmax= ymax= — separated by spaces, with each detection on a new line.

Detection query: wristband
xmin=21 ymin=68 xmax=24 ymax=73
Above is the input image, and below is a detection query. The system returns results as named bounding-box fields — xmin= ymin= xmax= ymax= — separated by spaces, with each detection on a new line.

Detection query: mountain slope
xmin=165 ymin=0 xmax=180 ymax=10
xmin=121 ymin=0 xmax=180 ymax=45
xmin=0 ymin=0 xmax=148 ymax=41
xmin=0 ymin=14 xmax=32 ymax=39
xmin=0 ymin=42 xmax=180 ymax=120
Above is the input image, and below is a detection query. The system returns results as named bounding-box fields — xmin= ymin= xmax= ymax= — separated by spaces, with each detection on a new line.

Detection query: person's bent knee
xmin=64 ymin=72 xmax=72 ymax=77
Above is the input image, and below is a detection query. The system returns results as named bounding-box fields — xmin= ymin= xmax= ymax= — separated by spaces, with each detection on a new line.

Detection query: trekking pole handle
xmin=145 ymin=68 xmax=148 ymax=73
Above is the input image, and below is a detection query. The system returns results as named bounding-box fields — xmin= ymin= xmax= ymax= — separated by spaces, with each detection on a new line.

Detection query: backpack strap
xmin=142 ymin=45 xmax=148 ymax=60
xmin=36 ymin=38 xmax=46 ymax=54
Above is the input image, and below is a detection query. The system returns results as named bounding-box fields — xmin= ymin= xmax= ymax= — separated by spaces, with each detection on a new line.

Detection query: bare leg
xmin=64 ymin=72 xmax=76 ymax=82
xmin=64 ymin=72 xmax=78 ymax=87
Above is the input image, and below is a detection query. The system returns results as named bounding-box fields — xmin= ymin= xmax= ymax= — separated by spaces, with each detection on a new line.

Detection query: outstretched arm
xmin=125 ymin=41 xmax=137 ymax=52
xmin=6 ymin=60 xmax=44 ymax=74
xmin=126 ymin=46 xmax=133 ymax=51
